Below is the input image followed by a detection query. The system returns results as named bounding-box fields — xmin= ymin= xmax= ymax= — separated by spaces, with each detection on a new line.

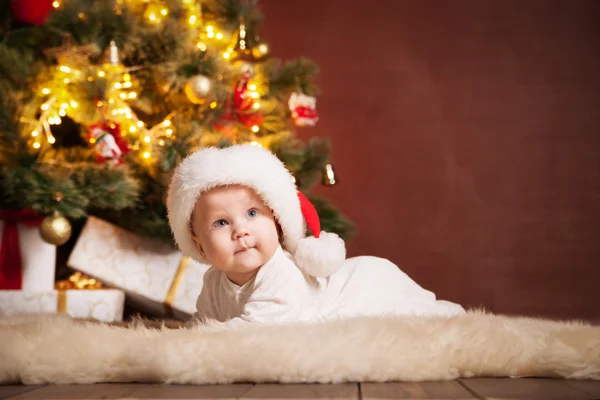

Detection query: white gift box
xmin=67 ymin=217 xmax=209 ymax=320
xmin=0 ymin=289 xmax=124 ymax=322
xmin=0 ymin=221 xmax=56 ymax=292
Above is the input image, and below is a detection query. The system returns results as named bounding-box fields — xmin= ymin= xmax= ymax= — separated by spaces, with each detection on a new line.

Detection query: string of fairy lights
xmin=28 ymin=0 xmax=270 ymax=164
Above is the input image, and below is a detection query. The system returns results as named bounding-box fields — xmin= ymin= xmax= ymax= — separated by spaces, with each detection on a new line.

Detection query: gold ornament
xmin=231 ymin=22 xmax=269 ymax=62
xmin=39 ymin=213 xmax=72 ymax=246
xmin=184 ymin=74 xmax=213 ymax=104
xmin=322 ymin=164 xmax=338 ymax=186
xmin=231 ymin=22 xmax=253 ymax=62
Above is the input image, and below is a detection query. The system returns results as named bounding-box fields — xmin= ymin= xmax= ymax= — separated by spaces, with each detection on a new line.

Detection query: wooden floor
xmin=1 ymin=379 xmax=600 ymax=399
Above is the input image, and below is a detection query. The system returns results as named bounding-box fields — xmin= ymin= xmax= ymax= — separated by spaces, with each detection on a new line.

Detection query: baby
xmin=167 ymin=145 xmax=465 ymax=326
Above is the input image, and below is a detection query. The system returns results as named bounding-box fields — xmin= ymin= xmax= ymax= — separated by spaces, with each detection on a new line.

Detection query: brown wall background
xmin=259 ymin=0 xmax=600 ymax=321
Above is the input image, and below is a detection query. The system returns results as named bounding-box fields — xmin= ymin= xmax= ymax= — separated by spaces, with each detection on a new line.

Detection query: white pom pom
xmin=294 ymin=231 xmax=346 ymax=277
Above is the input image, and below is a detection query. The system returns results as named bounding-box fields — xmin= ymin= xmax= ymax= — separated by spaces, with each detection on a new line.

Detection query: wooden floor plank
xmin=127 ymin=384 xmax=254 ymax=399
xmin=0 ymin=386 xmax=44 ymax=399
xmin=361 ymin=381 xmax=478 ymax=399
xmin=460 ymin=378 xmax=590 ymax=400
xmin=563 ymin=381 xmax=600 ymax=397
xmin=6 ymin=383 xmax=143 ymax=399
xmin=241 ymin=383 xmax=359 ymax=399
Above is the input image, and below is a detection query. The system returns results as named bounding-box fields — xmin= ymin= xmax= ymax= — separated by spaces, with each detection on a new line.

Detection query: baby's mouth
xmin=235 ymin=246 xmax=255 ymax=254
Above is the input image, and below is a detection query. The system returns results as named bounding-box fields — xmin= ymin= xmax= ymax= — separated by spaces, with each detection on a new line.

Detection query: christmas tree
xmin=0 ymin=0 xmax=353 ymax=247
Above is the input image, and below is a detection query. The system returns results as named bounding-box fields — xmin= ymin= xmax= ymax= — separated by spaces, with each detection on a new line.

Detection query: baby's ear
xmin=192 ymin=235 xmax=206 ymax=259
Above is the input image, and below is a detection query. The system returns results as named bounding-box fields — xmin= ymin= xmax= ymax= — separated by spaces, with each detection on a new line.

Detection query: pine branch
xmin=266 ymin=57 xmax=320 ymax=99
xmin=308 ymin=195 xmax=355 ymax=241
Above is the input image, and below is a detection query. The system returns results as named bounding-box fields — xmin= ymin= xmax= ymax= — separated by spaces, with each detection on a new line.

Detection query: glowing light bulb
xmin=48 ymin=136 xmax=56 ymax=144
xmin=136 ymin=121 xmax=144 ymax=127
xmin=250 ymin=91 xmax=259 ymax=99
xmin=160 ymin=8 xmax=168 ymax=16
xmin=143 ymin=151 xmax=150 ymax=159
xmin=216 ymin=33 xmax=223 ymax=40
xmin=129 ymin=126 xmax=136 ymax=133
xmin=52 ymin=1 xmax=60 ymax=8
xmin=128 ymin=92 xmax=137 ymax=99
xmin=197 ymin=42 xmax=207 ymax=51
xmin=120 ymin=93 xmax=127 ymax=99
xmin=253 ymin=102 xmax=260 ymax=110
xmin=98 ymin=71 xmax=105 ymax=77
xmin=206 ymin=25 xmax=214 ymax=32
xmin=59 ymin=66 xmax=71 ymax=73
xmin=209 ymin=101 xmax=217 ymax=109
xmin=159 ymin=140 xmax=165 ymax=146
xmin=70 ymin=100 xmax=78 ymax=108
xmin=33 ymin=142 xmax=41 ymax=149
xmin=124 ymin=74 xmax=131 ymax=81
xmin=89 ymin=137 xmax=96 ymax=144
xmin=58 ymin=109 xmax=66 ymax=117
xmin=166 ymin=128 xmax=173 ymax=136
xmin=41 ymin=104 xmax=50 ymax=111
xmin=41 ymin=88 xmax=51 ymax=95
xmin=207 ymin=31 xmax=215 ymax=38
xmin=144 ymin=136 xmax=151 ymax=143
xmin=114 ymin=82 xmax=122 ymax=89
xmin=32 ymin=130 xmax=39 ymax=137
xmin=123 ymin=81 xmax=132 ymax=88
xmin=249 ymin=84 xmax=257 ymax=91
xmin=189 ymin=15 xmax=197 ymax=25
xmin=163 ymin=120 xmax=171 ymax=127
xmin=251 ymin=125 xmax=259 ymax=133
xmin=223 ymin=52 xmax=231 ymax=59
xmin=61 ymin=103 xmax=69 ymax=109
xmin=63 ymin=78 xmax=70 ymax=84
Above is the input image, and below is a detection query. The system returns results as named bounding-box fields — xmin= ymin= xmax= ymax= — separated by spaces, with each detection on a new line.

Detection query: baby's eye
xmin=212 ymin=219 xmax=228 ymax=228
xmin=247 ymin=208 xmax=259 ymax=218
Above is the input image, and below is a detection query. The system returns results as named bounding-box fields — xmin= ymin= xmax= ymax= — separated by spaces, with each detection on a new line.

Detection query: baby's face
xmin=191 ymin=185 xmax=279 ymax=285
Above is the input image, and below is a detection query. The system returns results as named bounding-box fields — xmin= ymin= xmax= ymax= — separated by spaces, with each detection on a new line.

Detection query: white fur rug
xmin=0 ymin=311 xmax=598 ymax=385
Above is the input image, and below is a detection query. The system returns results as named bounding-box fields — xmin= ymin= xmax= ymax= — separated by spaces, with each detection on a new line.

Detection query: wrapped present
xmin=67 ymin=217 xmax=209 ymax=320
xmin=0 ymin=209 xmax=56 ymax=291
xmin=0 ymin=272 xmax=124 ymax=322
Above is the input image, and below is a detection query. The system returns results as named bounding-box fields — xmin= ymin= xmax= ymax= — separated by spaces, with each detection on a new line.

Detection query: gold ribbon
xmin=163 ymin=256 xmax=191 ymax=317
xmin=55 ymin=272 xmax=104 ymax=313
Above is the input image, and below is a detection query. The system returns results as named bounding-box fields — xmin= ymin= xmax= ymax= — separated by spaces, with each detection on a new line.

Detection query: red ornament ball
xmin=10 ymin=0 xmax=55 ymax=25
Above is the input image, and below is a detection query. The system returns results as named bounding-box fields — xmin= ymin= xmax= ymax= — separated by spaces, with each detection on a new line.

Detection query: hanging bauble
xmin=10 ymin=0 xmax=54 ymax=25
xmin=39 ymin=213 xmax=72 ymax=246
xmin=289 ymin=92 xmax=319 ymax=127
xmin=230 ymin=22 xmax=253 ymax=62
xmin=322 ymin=164 xmax=338 ymax=187
xmin=88 ymin=121 xmax=130 ymax=165
xmin=184 ymin=74 xmax=213 ymax=104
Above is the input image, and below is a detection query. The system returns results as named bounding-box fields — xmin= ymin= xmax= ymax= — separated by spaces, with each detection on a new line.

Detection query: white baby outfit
xmin=192 ymin=245 xmax=464 ymax=326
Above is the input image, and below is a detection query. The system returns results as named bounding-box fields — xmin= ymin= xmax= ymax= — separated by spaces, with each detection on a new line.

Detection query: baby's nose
xmin=233 ymin=226 xmax=250 ymax=239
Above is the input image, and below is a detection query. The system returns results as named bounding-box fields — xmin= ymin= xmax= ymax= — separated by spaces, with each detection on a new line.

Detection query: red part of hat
xmin=297 ymin=191 xmax=320 ymax=238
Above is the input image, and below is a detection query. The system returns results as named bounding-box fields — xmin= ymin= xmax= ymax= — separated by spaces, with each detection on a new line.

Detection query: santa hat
xmin=166 ymin=144 xmax=346 ymax=277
